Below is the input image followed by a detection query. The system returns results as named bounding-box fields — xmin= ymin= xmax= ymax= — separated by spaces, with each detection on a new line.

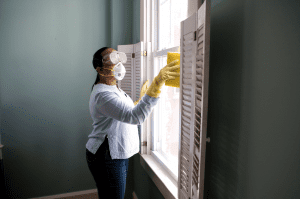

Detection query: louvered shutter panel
xmin=118 ymin=42 xmax=147 ymax=154
xmin=178 ymin=11 xmax=197 ymax=199
xmin=178 ymin=0 xmax=211 ymax=199
xmin=133 ymin=42 xmax=147 ymax=154
xmin=195 ymin=1 xmax=211 ymax=198
xmin=117 ymin=44 xmax=134 ymax=99
xmin=133 ymin=42 xmax=144 ymax=102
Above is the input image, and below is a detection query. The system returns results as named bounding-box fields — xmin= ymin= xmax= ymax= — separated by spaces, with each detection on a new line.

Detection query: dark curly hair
xmin=91 ymin=47 xmax=109 ymax=92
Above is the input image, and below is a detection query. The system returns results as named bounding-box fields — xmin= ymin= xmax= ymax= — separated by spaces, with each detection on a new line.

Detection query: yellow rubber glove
xmin=134 ymin=80 xmax=150 ymax=106
xmin=146 ymin=60 xmax=180 ymax=98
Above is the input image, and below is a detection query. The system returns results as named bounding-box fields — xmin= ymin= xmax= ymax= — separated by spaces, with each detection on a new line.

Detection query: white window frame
xmin=139 ymin=0 xmax=199 ymax=199
xmin=144 ymin=0 xmax=182 ymax=181
xmin=139 ymin=0 xmax=179 ymax=198
xmin=139 ymin=1 xmax=211 ymax=199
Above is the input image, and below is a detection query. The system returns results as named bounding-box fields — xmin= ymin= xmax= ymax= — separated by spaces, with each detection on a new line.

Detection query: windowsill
xmin=140 ymin=153 xmax=178 ymax=199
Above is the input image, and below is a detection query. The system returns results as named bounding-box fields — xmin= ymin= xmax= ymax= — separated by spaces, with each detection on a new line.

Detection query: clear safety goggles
xmin=102 ymin=51 xmax=127 ymax=65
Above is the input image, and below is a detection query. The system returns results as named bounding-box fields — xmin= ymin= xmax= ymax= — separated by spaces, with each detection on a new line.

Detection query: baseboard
xmin=30 ymin=189 xmax=98 ymax=199
xmin=32 ymin=189 xmax=139 ymax=199
xmin=132 ymin=191 xmax=138 ymax=199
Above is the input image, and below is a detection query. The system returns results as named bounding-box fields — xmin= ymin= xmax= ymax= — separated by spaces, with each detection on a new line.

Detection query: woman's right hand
xmin=146 ymin=60 xmax=180 ymax=98
xmin=155 ymin=60 xmax=180 ymax=87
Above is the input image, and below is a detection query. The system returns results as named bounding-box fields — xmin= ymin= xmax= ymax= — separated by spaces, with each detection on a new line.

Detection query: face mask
xmin=99 ymin=62 xmax=126 ymax=81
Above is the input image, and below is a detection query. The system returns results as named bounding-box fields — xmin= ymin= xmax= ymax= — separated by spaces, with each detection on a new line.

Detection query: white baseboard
xmin=30 ymin=189 xmax=98 ymax=199
xmin=132 ymin=191 xmax=138 ymax=199
xmin=32 ymin=189 xmax=139 ymax=199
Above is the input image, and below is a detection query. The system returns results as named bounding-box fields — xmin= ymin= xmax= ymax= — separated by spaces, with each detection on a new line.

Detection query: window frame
xmin=142 ymin=0 xmax=184 ymax=184
xmin=140 ymin=1 xmax=204 ymax=199
xmin=151 ymin=0 xmax=183 ymax=183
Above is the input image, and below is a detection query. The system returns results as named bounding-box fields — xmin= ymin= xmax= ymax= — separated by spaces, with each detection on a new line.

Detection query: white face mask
xmin=99 ymin=62 xmax=126 ymax=81
xmin=111 ymin=62 xmax=126 ymax=81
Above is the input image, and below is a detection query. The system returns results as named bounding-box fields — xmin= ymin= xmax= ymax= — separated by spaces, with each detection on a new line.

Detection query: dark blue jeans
xmin=86 ymin=136 xmax=129 ymax=199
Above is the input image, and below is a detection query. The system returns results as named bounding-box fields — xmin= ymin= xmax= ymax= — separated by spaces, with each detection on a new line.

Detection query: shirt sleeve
xmin=96 ymin=91 xmax=159 ymax=125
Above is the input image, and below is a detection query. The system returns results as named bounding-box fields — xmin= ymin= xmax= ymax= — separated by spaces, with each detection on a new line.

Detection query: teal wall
xmin=110 ymin=1 xmax=132 ymax=49
xmin=0 ymin=0 xmax=139 ymax=198
xmin=204 ymin=0 xmax=300 ymax=198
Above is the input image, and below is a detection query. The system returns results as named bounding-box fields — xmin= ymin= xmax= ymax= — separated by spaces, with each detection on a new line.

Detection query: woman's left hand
xmin=140 ymin=79 xmax=149 ymax=97
xmin=134 ymin=80 xmax=149 ymax=106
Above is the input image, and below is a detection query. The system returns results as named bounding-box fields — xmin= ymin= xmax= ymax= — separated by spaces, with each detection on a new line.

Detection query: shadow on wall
xmin=205 ymin=0 xmax=250 ymax=198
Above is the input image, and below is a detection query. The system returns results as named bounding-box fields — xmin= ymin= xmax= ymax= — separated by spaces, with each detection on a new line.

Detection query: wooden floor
xmin=56 ymin=192 xmax=98 ymax=199
xmin=32 ymin=189 xmax=99 ymax=199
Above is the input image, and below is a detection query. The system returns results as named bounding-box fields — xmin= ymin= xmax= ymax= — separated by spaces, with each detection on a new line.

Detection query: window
xmin=150 ymin=0 xmax=188 ymax=182
xmin=140 ymin=1 xmax=211 ymax=198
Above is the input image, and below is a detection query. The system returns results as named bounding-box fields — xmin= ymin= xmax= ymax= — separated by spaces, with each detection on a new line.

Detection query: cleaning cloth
xmin=165 ymin=52 xmax=180 ymax=88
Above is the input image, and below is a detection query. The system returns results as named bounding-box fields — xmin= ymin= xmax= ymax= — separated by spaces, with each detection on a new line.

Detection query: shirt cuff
xmin=143 ymin=94 xmax=160 ymax=105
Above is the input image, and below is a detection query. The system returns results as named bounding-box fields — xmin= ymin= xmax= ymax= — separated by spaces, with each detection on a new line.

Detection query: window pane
xmin=158 ymin=0 xmax=188 ymax=50
xmin=159 ymin=0 xmax=171 ymax=50
xmin=160 ymin=85 xmax=180 ymax=171
xmin=171 ymin=0 xmax=188 ymax=47
xmin=157 ymin=56 xmax=180 ymax=176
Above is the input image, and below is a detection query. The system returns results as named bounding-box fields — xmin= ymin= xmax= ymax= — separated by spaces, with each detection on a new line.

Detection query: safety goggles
xmin=102 ymin=51 xmax=127 ymax=65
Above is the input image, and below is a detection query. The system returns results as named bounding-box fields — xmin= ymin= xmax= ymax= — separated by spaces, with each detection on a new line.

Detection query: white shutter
xmin=178 ymin=0 xmax=211 ymax=199
xmin=118 ymin=42 xmax=147 ymax=154
xmin=117 ymin=44 xmax=134 ymax=99
xmin=178 ymin=11 xmax=197 ymax=199
xmin=133 ymin=42 xmax=147 ymax=155
xmin=133 ymin=42 xmax=144 ymax=102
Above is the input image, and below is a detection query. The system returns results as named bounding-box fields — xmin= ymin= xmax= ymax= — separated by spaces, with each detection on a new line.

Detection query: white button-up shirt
xmin=86 ymin=83 xmax=160 ymax=159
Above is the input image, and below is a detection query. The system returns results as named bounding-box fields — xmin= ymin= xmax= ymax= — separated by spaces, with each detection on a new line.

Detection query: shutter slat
xmin=182 ymin=115 xmax=190 ymax=124
xmin=182 ymin=135 xmax=190 ymax=146
xmin=181 ymin=155 xmax=190 ymax=171
xmin=181 ymin=145 xmax=190 ymax=158
xmin=196 ymin=74 xmax=202 ymax=81
xmin=183 ymin=78 xmax=193 ymax=85
xmin=182 ymin=84 xmax=192 ymax=90
xmin=196 ymin=81 xmax=202 ymax=88
xmin=182 ymin=99 xmax=192 ymax=107
xmin=196 ymin=93 xmax=202 ymax=101
xmin=183 ymin=110 xmax=192 ymax=118
xmin=182 ymin=126 xmax=190 ymax=136
xmin=183 ymin=56 xmax=193 ymax=64
xmin=196 ymin=61 xmax=203 ymax=68
xmin=183 ymin=104 xmax=192 ymax=112
xmin=196 ymin=88 xmax=202 ymax=95
xmin=196 ymin=68 xmax=203 ymax=75
xmin=183 ymin=67 xmax=192 ymax=74
xmin=197 ymin=40 xmax=204 ymax=50
xmin=196 ymin=54 xmax=204 ymax=62
xmin=183 ymin=73 xmax=192 ymax=79
xmin=182 ymin=64 xmax=193 ymax=71
xmin=183 ymin=94 xmax=192 ymax=102
xmin=183 ymin=89 xmax=192 ymax=96
xmin=182 ymin=120 xmax=190 ymax=129
xmin=183 ymin=31 xmax=194 ymax=40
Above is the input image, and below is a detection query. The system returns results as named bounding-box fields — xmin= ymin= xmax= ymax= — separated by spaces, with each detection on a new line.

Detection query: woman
xmin=86 ymin=47 xmax=180 ymax=199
